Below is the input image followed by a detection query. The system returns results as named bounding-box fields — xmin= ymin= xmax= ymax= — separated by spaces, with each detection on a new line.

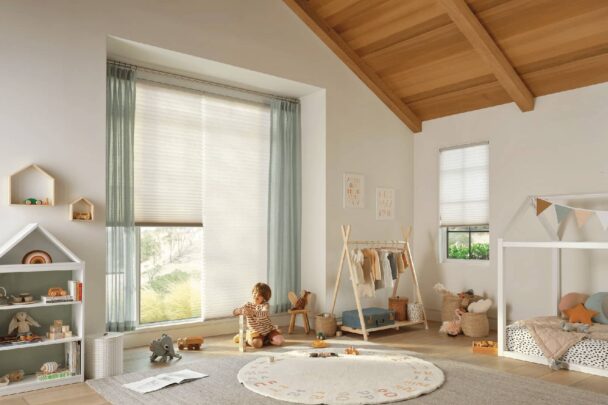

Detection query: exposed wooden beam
xmin=282 ymin=0 xmax=422 ymax=133
xmin=438 ymin=0 xmax=535 ymax=111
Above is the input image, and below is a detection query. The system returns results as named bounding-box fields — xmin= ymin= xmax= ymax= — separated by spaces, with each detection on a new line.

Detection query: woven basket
xmin=441 ymin=295 xmax=462 ymax=322
xmin=315 ymin=313 xmax=337 ymax=337
xmin=407 ymin=303 xmax=424 ymax=322
xmin=461 ymin=312 xmax=489 ymax=337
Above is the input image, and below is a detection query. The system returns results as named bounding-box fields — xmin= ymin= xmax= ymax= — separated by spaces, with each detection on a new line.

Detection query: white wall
xmin=414 ymin=82 xmax=608 ymax=323
xmin=0 ymin=0 xmax=414 ymax=338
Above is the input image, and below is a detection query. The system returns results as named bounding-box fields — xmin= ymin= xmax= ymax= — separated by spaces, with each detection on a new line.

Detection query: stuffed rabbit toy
xmin=8 ymin=312 xmax=40 ymax=336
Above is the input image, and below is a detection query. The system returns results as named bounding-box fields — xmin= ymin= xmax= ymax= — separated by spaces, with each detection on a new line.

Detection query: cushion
xmin=563 ymin=303 xmax=598 ymax=325
xmin=558 ymin=292 xmax=589 ymax=317
xmin=585 ymin=292 xmax=608 ymax=324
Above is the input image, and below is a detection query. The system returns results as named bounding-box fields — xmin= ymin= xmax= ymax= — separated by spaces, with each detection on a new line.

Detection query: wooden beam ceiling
xmin=438 ymin=0 xmax=535 ymax=112
xmin=283 ymin=0 xmax=423 ymax=133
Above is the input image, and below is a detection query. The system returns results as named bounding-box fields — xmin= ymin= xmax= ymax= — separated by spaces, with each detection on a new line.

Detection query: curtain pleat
xmin=267 ymin=100 xmax=301 ymax=313
xmin=106 ymin=63 xmax=137 ymax=332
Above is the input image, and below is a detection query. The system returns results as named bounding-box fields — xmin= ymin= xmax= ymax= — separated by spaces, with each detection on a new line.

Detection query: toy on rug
xmin=311 ymin=339 xmax=329 ymax=348
xmin=177 ymin=336 xmax=204 ymax=350
xmin=560 ymin=320 xmax=590 ymax=333
xmin=439 ymin=309 xmax=464 ymax=337
xmin=233 ymin=283 xmax=284 ymax=349
xmin=8 ymin=312 xmax=40 ymax=336
xmin=288 ymin=290 xmax=311 ymax=310
xmin=344 ymin=346 xmax=359 ymax=355
xmin=149 ymin=334 xmax=182 ymax=362
xmin=309 ymin=352 xmax=338 ymax=358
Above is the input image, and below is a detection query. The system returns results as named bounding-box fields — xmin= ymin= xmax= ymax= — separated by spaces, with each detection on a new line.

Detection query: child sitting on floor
xmin=233 ymin=282 xmax=284 ymax=348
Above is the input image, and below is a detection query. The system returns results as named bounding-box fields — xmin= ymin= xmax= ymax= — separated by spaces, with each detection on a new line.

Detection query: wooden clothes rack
xmin=330 ymin=225 xmax=428 ymax=341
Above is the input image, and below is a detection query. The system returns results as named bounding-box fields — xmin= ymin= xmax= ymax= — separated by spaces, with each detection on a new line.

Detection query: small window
xmin=439 ymin=143 xmax=489 ymax=261
xmin=446 ymin=225 xmax=489 ymax=260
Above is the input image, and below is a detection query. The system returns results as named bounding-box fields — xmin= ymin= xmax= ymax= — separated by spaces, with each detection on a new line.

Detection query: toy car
xmin=177 ymin=336 xmax=204 ymax=350
xmin=24 ymin=198 xmax=42 ymax=205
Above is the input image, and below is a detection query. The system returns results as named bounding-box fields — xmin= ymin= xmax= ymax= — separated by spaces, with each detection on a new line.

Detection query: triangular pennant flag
xmin=596 ymin=211 xmax=608 ymax=230
xmin=574 ymin=209 xmax=592 ymax=228
xmin=536 ymin=198 xmax=552 ymax=216
xmin=555 ymin=205 xmax=572 ymax=224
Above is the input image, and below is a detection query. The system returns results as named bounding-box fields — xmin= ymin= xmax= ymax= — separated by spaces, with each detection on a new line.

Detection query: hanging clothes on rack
xmin=388 ymin=252 xmax=398 ymax=282
xmin=350 ymin=249 xmax=374 ymax=298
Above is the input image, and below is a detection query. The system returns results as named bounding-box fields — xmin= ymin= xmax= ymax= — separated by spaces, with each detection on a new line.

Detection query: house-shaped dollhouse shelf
xmin=69 ymin=198 xmax=94 ymax=222
xmin=0 ymin=223 xmax=82 ymax=270
xmin=9 ymin=164 xmax=55 ymax=206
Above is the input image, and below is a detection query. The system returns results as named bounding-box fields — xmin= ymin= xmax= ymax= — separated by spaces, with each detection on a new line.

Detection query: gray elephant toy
xmin=149 ymin=334 xmax=182 ymax=362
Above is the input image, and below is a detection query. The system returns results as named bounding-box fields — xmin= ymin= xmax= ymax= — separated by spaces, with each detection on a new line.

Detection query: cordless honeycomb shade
xmin=439 ymin=143 xmax=489 ymax=227
xmin=134 ymin=81 xmax=203 ymax=226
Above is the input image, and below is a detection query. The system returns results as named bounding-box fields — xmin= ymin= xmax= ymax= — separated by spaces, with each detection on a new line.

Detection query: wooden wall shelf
xmin=8 ymin=164 xmax=55 ymax=206
xmin=69 ymin=198 xmax=94 ymax=222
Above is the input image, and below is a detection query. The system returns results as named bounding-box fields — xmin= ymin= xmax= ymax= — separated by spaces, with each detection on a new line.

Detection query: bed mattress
xmin=506 ymin=323 xmax=608 ymax=369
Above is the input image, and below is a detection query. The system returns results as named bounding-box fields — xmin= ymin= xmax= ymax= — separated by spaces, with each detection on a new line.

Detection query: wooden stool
xmin=288 ymin=309 xmax=310 ymax=334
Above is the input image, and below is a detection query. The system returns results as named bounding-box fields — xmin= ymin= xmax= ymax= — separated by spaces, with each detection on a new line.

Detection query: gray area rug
xmin=87 ymin=346 xmax=608 ymax=405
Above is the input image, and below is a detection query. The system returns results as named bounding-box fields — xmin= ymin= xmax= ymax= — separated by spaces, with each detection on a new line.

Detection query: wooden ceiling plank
xmin=283 ymin=0 xmax=422 ymax=132
xmin=438 ymin=0 xmax=535 ymax=111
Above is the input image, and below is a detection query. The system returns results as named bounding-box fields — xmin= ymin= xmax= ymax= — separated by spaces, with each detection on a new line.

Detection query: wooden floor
xmin=2 ymin=321 xmax=607 ymax=404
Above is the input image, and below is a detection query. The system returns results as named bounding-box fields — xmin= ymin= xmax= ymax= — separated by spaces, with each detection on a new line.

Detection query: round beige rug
xmin=237 ymin=349 xmax=444 ymax=404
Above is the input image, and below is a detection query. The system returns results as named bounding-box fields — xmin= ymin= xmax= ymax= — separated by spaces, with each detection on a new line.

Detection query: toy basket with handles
xmin=461 ymin=312 xmax=489 ymax=337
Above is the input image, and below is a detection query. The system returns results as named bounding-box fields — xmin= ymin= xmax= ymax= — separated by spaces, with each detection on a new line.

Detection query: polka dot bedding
xmin=506 ymin=324 xmax=608 ymax=369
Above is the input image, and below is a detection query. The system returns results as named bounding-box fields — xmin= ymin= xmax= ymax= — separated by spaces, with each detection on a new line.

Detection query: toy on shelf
xmin=73 ymin=212 xmax=92 ymax=220
xmin=40 ymin=362 xmax=59 ymax=374
xmin=344 ymin=346 xmax=359 ymax=355
xmin=0 ymin=287 xmax=10 ymax=306
xmin=69 ymin=197 xmax=94 ymax=221
xmin=149 ymin=334 xmax=182 ymax=362
xmin=46 ymin=320 xmax=72 ymax=340
xmin=24 ymin=198 xmax=47 ymax=206
xmin=10 ymin=293 xmax=35 ymax=304
xmin=8 ymin=312 xmax=40 ymax=336
xmin=47 ymin=287 xmax=67 ymax=297
xmin=177 ymin=336 xmax=204 ymax=350
xmin=0 ymin=376 xmax=8 ymax=387
xmin=22 ymin=250 xmax=52 ymax=264
xmin=5 ymin=370 xmax=24 ymax=383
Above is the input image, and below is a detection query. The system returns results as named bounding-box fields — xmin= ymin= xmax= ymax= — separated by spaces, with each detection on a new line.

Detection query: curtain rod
xmin=107 ymin=59 xmax=299 ymax=103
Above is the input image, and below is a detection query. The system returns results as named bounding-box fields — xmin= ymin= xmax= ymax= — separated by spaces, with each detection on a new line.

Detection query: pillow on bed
xmin=558 ymin=292 xmax=589 ymax=317
xmin=585 ymin=292 xmax=608 ymax=324
xmin=564 ymin=303 xmax=598 ymax=325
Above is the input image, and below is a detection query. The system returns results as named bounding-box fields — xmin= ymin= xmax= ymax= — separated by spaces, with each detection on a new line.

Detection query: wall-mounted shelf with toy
xmin=69 ymin=198 xmax=94 ymax=222
xmin=0 ymin=224 xmax=84 ymax=396
xmin=8 ymin=164 xmax=55 ymax=207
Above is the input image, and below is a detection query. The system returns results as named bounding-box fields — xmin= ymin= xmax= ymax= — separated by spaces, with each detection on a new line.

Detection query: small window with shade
xmin=439 ymin=143 xmax=489 ymax=261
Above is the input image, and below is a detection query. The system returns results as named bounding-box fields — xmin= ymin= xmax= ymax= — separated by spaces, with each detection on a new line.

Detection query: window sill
xmin=441 ymin=259 xmax=490 ymax=266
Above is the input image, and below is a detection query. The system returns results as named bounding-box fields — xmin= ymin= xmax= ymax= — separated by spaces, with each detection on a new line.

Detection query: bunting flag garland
xmin=574 ymin=210 xmax=593 ymax=228
xmin=536 ymin=196 xmax=608 ymax=231
xmin=596 ymin=211 xmax=608 ymax=230
xmin=554 ymin=204 xmax=572 ymax=224
xmin=536 ymin=198 xmax=552 ymax=216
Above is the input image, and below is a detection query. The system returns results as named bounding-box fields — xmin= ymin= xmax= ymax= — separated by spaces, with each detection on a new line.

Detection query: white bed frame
xmin=498 ymin=238 xmax=608 ymax=377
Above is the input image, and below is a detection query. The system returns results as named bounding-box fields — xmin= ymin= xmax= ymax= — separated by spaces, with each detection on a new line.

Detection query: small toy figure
xmin=5 ymin=370 xmax=24 ymax=382
xmin=177 ymin=336 xmax=204 ymax=350
xmin=233 ymin=283 xmax=284 ymax=348
xmin=288 ymin=290 xmax=311 ymax=310
xmin=309 ymin=352 xmax=337 ymax=358
xmin=47 ymin=287 xmax=67 ymax=297
xmin=40 ymin=362 xmax=59 ymax=374
xmin=344 ymin=346 xmax=359 ymax=355
xmin=149 ymin=334 xmax=182 ymax=362
xmin=8 ymin=312 xmax=40 ymax=336
xmin=24 ymin=198 xmax=42 ymax=205
xmin=316 ymin=332 xmax=325 ymax=340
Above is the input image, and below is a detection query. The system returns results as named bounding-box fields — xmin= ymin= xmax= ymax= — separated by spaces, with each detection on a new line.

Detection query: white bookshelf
xmin=0 ymin=224 xmax=85 ymax=396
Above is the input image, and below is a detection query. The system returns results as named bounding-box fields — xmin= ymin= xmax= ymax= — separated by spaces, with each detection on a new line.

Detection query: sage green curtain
xmin=267 ymin=100 xmax=301 ymax=313
xmin=106 ymin=63 xmax=137 ymax=332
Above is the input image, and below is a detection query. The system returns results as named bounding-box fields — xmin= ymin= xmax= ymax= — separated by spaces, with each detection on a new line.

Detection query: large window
xmin=134 ymin=80 xmax=270 ymax=325
xmin=439 ymin=143 xmax=489 ymax=261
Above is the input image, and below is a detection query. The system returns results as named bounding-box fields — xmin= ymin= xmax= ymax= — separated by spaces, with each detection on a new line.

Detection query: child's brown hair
xmin=252 ymin=282 xmax=272 ymax=303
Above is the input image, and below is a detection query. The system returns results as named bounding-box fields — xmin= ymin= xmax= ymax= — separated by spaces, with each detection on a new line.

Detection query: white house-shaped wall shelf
xmin=9 ymin=164 xmax=55 ymax=206
xmin=69 ymin=197 xmax=94 ymax=222
xmin=0 ymin=223 xmax=82 ymax=270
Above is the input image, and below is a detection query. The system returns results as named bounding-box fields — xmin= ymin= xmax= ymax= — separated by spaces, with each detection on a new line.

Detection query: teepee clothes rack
xmin=330 ymin=225 xmax=428 ymax=341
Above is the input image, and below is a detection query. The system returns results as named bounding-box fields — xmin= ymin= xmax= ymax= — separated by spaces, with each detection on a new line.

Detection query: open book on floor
xmin=123 ymin=369 xmax=208 ymax=394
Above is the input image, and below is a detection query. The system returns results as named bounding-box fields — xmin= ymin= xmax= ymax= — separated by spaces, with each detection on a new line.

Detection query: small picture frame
xmin=343 ymin=173 xmax=365 ymax=209
xmin=376 ymin=188 xmax=395 ymax=220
